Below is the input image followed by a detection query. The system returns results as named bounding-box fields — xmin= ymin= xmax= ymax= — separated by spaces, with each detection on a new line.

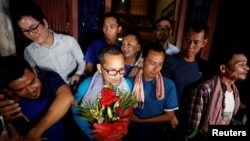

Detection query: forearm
xmin=29 ymin=89 xmax=73 ymax=137
xmin=135 ymin=111 xmax=174 ymax=123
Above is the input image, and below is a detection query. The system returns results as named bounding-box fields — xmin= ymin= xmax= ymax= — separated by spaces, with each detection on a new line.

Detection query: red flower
xmin=116 ymin=107 xmax=124 ymax=117
xmin=100 ymin=88 xmax=120 ymax=106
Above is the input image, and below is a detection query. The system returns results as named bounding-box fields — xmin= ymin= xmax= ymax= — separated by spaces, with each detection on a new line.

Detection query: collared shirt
xmin=11 ymin=71 xmax=67 ymax=141
xmin=187 ymin=76 xmax=238 ymax=130
xmin=165 ymin=41 xmax=180 ymax=55
xmin=24 ymin=30 xmax=86 ymax=84
xmin=84 ymin=39 xmax=121 ymax=64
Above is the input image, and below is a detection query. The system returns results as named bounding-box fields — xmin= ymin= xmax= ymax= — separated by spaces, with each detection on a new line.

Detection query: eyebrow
xmin=11 ymin=76 xmax=36 ymax=91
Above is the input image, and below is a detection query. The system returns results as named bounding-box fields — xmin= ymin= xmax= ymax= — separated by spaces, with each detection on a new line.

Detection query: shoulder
xmin=162 ymin=76 xmax=175 ymax=86
xmin=54 ymin=32 xmax=76 ymax=41
xmin=124 ymin=77 xmax=133 ymax=90
xmin=38 ymin=71 xmax=66 ymax=90
xmin=38 ymin=71 xmax=63 ymax=81
xmin=78 ymin=77 xmax=92 ymax=90
xmin=25 ymin=42 xmax=36 ymax=50
xmin=168 ymin=42 xmax=179 ymax=49
xmin=89 ymin=39 xmax=106 ymax=46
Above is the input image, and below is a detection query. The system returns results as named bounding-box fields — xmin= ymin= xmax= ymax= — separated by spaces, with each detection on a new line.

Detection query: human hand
xmin=170 ymin=114 xmax=179 ymax=129
xmin=24 ymin=129 xmax=47 ymax=141
xmin=0 ymin=95 xmax=22 ymax=121
xmin=0 ymin=123 xmax=23 ymax=141
xmin=129 ymin=114 xmax=141 ymax=123
xmin=70 ymin=74 xmax=80 ymax=89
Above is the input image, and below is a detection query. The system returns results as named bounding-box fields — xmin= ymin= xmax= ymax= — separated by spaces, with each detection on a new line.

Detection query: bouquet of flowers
xmin=77 ymin=84 xmax=137 ymax=141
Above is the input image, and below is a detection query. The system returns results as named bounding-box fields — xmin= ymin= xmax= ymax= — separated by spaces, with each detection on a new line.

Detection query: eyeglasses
xmin=155 ymin=27 xmax=171 ymax=32
xmin=101 ymin=65 xmax=126 ymax=76
xmin=22 ymin=23 xmax=41 ymax=35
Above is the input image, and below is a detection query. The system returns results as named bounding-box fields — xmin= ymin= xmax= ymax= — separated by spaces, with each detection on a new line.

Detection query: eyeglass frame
xmin=155 ymin=27 xmax=171 ymax=32
xmin=101 ymin=65 xmax=126 ymax=76
xmin=22 ymin=22 xmax=41 ymax=35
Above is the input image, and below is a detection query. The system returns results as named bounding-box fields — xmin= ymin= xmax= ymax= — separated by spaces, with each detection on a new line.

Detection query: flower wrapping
xmin=77 ymin=85 xmax=137 ymax=141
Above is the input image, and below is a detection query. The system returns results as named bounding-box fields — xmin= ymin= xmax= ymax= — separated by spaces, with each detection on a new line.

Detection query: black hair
xmin=122 ymin=28 xmax=142 ymax=46
xmin=213 ymin=47 xmax=247 ymax=75
xmin=142 ymin=42 xmax=165 ymax=59
xmin=101 ymin=11 xmax=121 ymax=27
xmin=11 ymin=0 xmax=46 ymax=25
xmin=153 ymin=17 xmax=173 ymax=29
xmin=98 ymin=45 xmax=123 ymax=65
xmin=0 ymin=56 xmax=33 ymax=89
xmin=184 ymin=21 xmax=209 ymax=38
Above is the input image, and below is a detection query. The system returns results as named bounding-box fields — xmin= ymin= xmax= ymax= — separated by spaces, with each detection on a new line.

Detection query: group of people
xmin=0 ymin=1 xmax=249 ymax=141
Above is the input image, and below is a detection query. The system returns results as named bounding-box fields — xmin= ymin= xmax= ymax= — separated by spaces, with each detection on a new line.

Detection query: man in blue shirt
xmin=124 ymin=42 xmax=179 ymax=141
xmin=84 ymin=12 xmax=122 ymax=77
xmin=0 ymin=56 xmax=82 ymax=141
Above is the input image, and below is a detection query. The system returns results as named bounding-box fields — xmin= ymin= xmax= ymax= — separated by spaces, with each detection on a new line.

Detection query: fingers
xmin=0 ymin=100 xmax=22 ymax=121
xmin=0 ymin=130 xmax=8 ymax=141
xmin=71 ymin=101 xmax=78 ymax=106
xmin=6 ymin=123 xmax=18 ymax=137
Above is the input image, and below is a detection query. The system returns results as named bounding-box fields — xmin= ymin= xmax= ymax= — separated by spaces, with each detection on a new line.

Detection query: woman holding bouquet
xmin=72 ymin=45 xmax=135 ymax=141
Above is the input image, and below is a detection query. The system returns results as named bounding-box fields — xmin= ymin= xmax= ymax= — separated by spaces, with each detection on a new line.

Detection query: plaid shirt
xmin=187 ymin=76 xmax=229 ymax=134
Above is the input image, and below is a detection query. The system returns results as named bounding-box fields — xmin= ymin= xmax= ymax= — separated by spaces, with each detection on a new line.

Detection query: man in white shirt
xmin=153 ymin=17 xmax=179 ymax=55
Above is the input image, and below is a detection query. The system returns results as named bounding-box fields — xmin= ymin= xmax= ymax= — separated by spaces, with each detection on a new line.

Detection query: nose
xmin=25 ymin=86 xmax=34 ymax=92
xmin=153 ymin=64 xmax=162 ymax=72
xmin=246 ymin=65 xmax=250 ymax=71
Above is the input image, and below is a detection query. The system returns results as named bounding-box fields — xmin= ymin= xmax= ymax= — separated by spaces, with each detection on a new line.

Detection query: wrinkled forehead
xmin=229 ymin=54 xmax=248 ymax=64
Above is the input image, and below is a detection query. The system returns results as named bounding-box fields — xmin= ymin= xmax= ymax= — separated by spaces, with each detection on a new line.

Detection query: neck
xmin=180 ymin=53 xmax=196 ymax=62
xmin=219 ymin=76 xmax=235 ymax=92
xmin=106 ymin=38 xmax=117 ymax=44
xmin=40 ymin=31 xmax=53 ymax=48
xmin=157 ymin=40 xmax=168 ymax=49
xmin=125 ymin=56 xmax=137 ymax=65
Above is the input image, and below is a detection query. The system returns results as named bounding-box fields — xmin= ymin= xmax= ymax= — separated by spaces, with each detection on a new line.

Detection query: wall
xmin=0 ymin=0 xmax=16 ymax=56
xmin=155 ymin=0 xmax=181 ymax=44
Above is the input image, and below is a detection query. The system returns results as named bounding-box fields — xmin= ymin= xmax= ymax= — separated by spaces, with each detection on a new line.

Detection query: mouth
xmin=27 ymin=89 xmax=38 ymax=98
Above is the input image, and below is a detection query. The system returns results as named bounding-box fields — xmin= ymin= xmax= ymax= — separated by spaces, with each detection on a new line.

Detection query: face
xmin=223 ymin=54 xmax=249 ymax=81
xmin=121 ymin=34 xmax=141 ymax=59
xmin=97 ymin=54 xmax=125 ymax=86
xmin=103 ymin=17 xmax=121 ymax=41
xmin=182 ymin=29 xmax=208 ymax=59
xmin=4 ymin=69 xmax=42 ymax=100
xmin=18 ymin=16 xmax=50 ymax=44
xmin=154 ymin=20 xmax=172 ymax=42
xmin=142 ymin=50 xmax=165 ymax=81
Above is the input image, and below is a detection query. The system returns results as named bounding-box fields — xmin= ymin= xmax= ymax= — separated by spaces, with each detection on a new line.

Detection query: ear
xmin=137 ymin=44 xmax=141 ymax=52
xmin=169 ymin=28 xmax=173 ymax=36
xmin=117 ymin=26 xmax=122 ymax=34
xmin=140 ymin=58 xmax=144 ymax=66
xmin=43 ymin=19 xmax=49 ymax=28
xmin=97 ymin=64 xmax=102 ymax=73
xmin=2 ymin=88 xmax=13 ymax=97
xmin=201 ymin=38 xmax=208 ymax=48
xmin=219 ymin=64 xmax=226 ymax=73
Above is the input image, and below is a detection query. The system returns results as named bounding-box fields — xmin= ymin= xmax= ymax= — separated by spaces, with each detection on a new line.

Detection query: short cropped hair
xmin=142 ymin=42 xmax=165 ymax=59
xmin=0 ymin=56 xmax=33 ymax=89
xmin=184 ymin=21 xmax=209 ymax=38
xmin=153 ymin=17 xmax=173 ymax=29
xmin=122 ymin=29 xmax=142 ymax=46
xmin=101 ymin=11 xmax=121 ymax=27
xmin=98 ymin=45 xmax=123 ymax=65
xmin=12 ymin=0 xmax=46 ymax=25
